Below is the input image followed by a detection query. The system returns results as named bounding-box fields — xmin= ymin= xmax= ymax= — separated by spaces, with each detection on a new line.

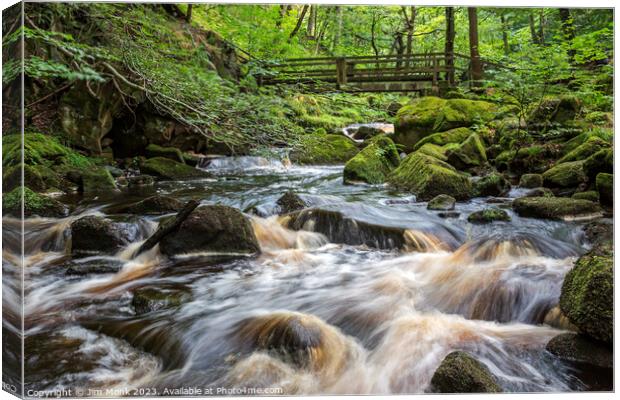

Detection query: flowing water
xmin=2 ymin=151 xmax=605 ymax=395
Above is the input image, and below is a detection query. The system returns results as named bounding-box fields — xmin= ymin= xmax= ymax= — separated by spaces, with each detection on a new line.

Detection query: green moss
xmin=584 ymin=148 xmax=613 ymax=179
xmin=141 ymin=157 xmax=211 ymax=180
xmin=393 ymin=97 xmax=447 ymax=151
xmin=343 ymin=136 xmax=400 ymax=184
xmin=557 ymin=136 xmax=610 ymax=164
xmin=433 ymin=98 xmax=497 ymax=132
xmin=2 ymin=164 xmax=49 ymax=192
xmin=571 ymin=191 xmax=599 ymax=202
xmin=467 ymin=208 xmax=511 ymax=223
xmin=416 ymin=143 xmax=450 ymax=161
xmin=472 ymin=173 xmax=510 ymax=197
xmin=291 ymin=133 xmax=359 ymax=165
xmin=596 ymin=173 xmax=613 ymax=206
xmin=529 ymin=95 xmax=581 ymax=125
xmin=431 ymin=351 xmax=502 ymax=393
xmin=584 ymin=111 xmax=613 ymax=127
xmin=81 ymin=168 xmax=118 ymax=193
xmin=446 ymin=133 xmax=487 ymax=169
xmin=519 ymin=174 xmax=543 ymax=189
xmin=412 ymin=127 xmax=474 ymax=151
xmin=2 ymin=133 xmax=92 ymax=169
xmin=145 ymin=144 xmax=185 ymax=163
xmin=512 ymin=197 xmax=601 ymax=220
xmin=427 ymin=194 xmax=456 ymax=211
xmin=542 ymin=161 xmax=587 ymax=188
xmin=388 ymin=153 xmax=471 ymax=201
xmin=564 ymin=128 xmax=613 ymax=153
xmin=560 ymin=244 xmax=613 ymax=344
xmin=2 ymin=187 xmax=67 ymax=217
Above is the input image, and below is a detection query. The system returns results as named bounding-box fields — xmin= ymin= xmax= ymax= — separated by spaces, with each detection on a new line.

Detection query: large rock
xmin=467 ymin=208 xmax=511 ymax=224
xmin=388 ymin=153 xmax=471 ymax=201
xmin=433 ymin=98 xmax=497 ymax=132
xmin=343 ymin=136 xmax=400 ymax=184
xmin=584 ymin=148 xmax=613 ymax=180
xmin=446 ymin=133 xmax=487 ymax=170
xmin=159 ymin=205 xmax=260 ymax=256
xmin=3 ymin=164 xmax=47 ymax=192
xmin=596 ymin=173 xmax=613 ymax=206
xmin=529 ymin=95 xmax=581 ymax=126
xmin=290 ymin=132 xmax=359 ymax=165
xmin=132 ymin=286 xmax=191 ymax=314
xmin=557 ymin=135 xmax=610 ymax=164
xmin=472 ymin=173 xmax=510 ymax=197
xmin=141 ymin=157 xmax=211 ymax=180
xmin=81 ymin=168 xmax=118 ymax=193
xmin=122 ymin=195 xmax=184 ymax=215
xmin=546 ymin=333 xmax=612 ymax=368
xmin=495 ymin=144 xmax=561 ymax=174
xmin=276 ymin=191 xmax=308 ymax=214
xmin=412 ymin=127 xmax=473 ymax=152
xmin=70 ymin=216 xmax=130 ymax=256
xmin=560 ymin=244 xmax=613 ymax=344
xmin=2 ymin=187 xmax=68 ymax=218
xmin=415 ymin=143 xmax=457 ymax=162
xmin=512 ymin=197 xmax=601 ymax=220
xmin=571 ymin=191 xmax=599 ymax=202
xmin=430 ymin=351 xmax=502 ymax=393
xmin=519 ymin=173 xmax=543 ymax=188
xmin=542 ymin=161 xmax=588 ymax=189
xmin=145 ymin=144 xmax=185 ymax=163
xmin=427 ymin=194 xmax=456 ymax=211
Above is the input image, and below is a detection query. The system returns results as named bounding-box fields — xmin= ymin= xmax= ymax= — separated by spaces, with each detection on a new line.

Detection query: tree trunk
xmin=186 ymin=4 xmax=192 ymax=22
xmin=538 ymin=9 xmax=545 ymax=45
xmin=559 ymin=8 xmax=576 ymax=62
xmin=468 ymin=7 xmax=483 ymax=86
xmin=332 ymin=6 xmax=343 ymax=51
xmin=500 ymin=13 xmax=509 ymax=56
xmin=529 ymin=12 xmax=539 ymax=44
xmin=289 ymin=5 xmax=309 ymax=41
xmin=307 ymin=5 xmax=317 ymax=38
xmin=445 ymin=7 xmax=455 ymax=84
xmin=370 ymin=12 xmax=379 ymax=58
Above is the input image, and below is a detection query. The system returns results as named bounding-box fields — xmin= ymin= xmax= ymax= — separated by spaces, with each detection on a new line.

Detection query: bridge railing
xmin=258 ymin=52 xmax=471 ymax=88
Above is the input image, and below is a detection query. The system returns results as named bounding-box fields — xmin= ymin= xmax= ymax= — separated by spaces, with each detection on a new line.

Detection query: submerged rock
xmin=546 ymin=333 xmax=612 ymax=369
xmin=70 ymin=216 xmax=131 ymax=256
xmin=512 ymin=197 xmax=601 ymax=220
xmin=596 ymin=173 xmax=613 ymax=206
xmin=159 ymin=205 xmax=260 ymax=257
xmin=2 ymin=187 xmax=68 ymax=218
xmin=343 ymin=136 xmax=400 ymax=184
xmin=388 ymin=153 xmax=471 ymax=201
xmin=427 ymin=194 xmax=456 ymax=211
xmin=472 ymin=173 xmax=510 ymax=197
xmin=141 ymin=157 xmax=210 ymax=180
xmin=132 ymin=286 xmax=191 ymax=314
xmin=430 ymin=351 xmax=502 ymax=393
xmin=519 ymin=173 xmax=543 ymax=189
xmin=277 ymin=191 xmax=308 ymax=214
xmin=467 ymin=208 xmax=511 ymax=224
xmin=65 ymin=259 xmax=125 ymax=276
xmin=560 ymin=244 xmax=613 ymax=345
xmin=122 ymin=195 xmax=184 ymax=215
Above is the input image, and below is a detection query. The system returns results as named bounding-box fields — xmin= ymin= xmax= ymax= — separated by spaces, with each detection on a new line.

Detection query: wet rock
xmin=583 ymin=220 xmax=613 ymax=247
xmin=543 ymin=306 xmax=577 ymax=331
xmin=289 ymin=132 xmax=359 ymax=165
xmin=560 ymin=244 xmax=613 ymax=345
xmin=277 ymin=191 xmax=308 ymax=214
xmin=584 ymin=148 xmax=613 ymax=180
xmin=132 ymin=286 xmax=191 ymax=314
xmin=127 ymin=174 xmax=155 ymax=187
xmin=2 ymin=187 xmax=68 ymax=218
xmin=159 ymin=205 xmax=260 ymax=257
xmin=141 ymin=157 xmax=211 ymax=180
xmin=183 ymin=153 xmax=201 ymax=167
xmin=446 ymin=133 xmax=487 ymax=170
xmin=467 ymin=208 xmax=510 ymax=224
xmin=145 ymin=144 xmax=185 ymax=164
xmin=343 ymin=136 xmax=400 ymax=184
xmin=388 ymin=153 xmax=471 ymax=201
xmin=546 ymin=333 xmax=612 ymax=369
xmin=427 ymin=194 xmax=456 ymax=211
xmin=81 ymin=168 xmax=118 ymax=193
xmin=472 ymin=173 xmax=510 ymax=197
xmin=512 ymin=197 xmax=601 ymax=220
xmin=65 ymin=259 xmax=125 ymax=276
xmin=70 ymin=216 xmax=130 ymax=256
xmin=104 ymin=165 xmax=124 ymax=178
xmin=438 ymin=211 xmax=460 ymax=219
xmin=571 ymin=191 xmax=599 ymax=202
xmin=352 ymin=126 xmax=383 ymax=141
xmin=430 ymin=351 xmax=502 ymax=393
xmin=542 ymin=160 xmax=587 ymax=189
xmin=523 ymin=187 xmax=554 ymax=198
xmin=596 ymin=173 xmax=613 ymax=206
xmin=122 ymin=195 xmax=184 ymax=215
xmin=519 ymin=173 xmax=543 ymax=189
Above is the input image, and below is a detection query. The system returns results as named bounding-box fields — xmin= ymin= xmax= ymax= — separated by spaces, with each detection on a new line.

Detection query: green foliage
xmin=2 ymin=132 xmax=92 ymax=168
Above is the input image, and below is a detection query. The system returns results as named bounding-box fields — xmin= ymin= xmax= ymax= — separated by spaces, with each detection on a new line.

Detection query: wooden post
xmin=336 ymin=57 xmax=347 ymax=87
xmin=432 ymin=55 xmax=439 ymax=93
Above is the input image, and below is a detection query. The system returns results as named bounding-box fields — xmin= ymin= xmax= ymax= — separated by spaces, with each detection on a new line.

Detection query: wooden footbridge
xmin=257 ymin=52 xmax=479 ymax=93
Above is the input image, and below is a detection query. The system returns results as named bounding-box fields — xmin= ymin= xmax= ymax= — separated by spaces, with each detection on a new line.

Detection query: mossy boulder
xmin=388 ymin=153 xmax=471 ymax=201
xmin=122 ymin=195 xmax=184 ymax=215
xmin=70 ymin=216 xmax=131 ymax=256
xmin=145 ymin=144 xmax=185 ymax=163
xmin=529 ymin=95 xmax=581 ymax=126
xmin=416 ymin=143 xmax=450 ymax=161
xmin=430 ymin=351 xmax=502 ymax=393
xmin=558 ymin=136 xmax=610 ymax=164
xmin=412 ymin=127 xmax=474 ymax=151
xmin=427 ymin=194 xmax=456 ymax=211
xmin=276 ymin=191 xmax=308 ymax=214
xmin=290 ymin=132 xmax=359 ymax=165
xmin=519 ymin=173 xmax=543 ymax=189
xmin=571 ymin=191 xmax=599 ymax=202
xmin=560 ymin=244 xmax=613 ymax=344
xmin=513 ymin=197 xmax=601 ymax=220
xmin=467 ymin=208 xmax=511 ymax=223
xmin=81 ymin=168 xmax=118 ymax=193
xmin=3 ymin=164 xmax=47 ymax=192
xmin=159 ymin=205 xmax=260 ymax=257
xmin=596 ymin=173 xmax=613 ymax=206
xmin=495 ymin=144 xmax=561 ymax=174
xmin=433 ymin=98 xmax=497 ymax=132
xmin=546 ymin=333 xmax=612 ymax=369
xmin=523 ymin=187 xmax=555 ymax=198
xmin=584 ymin=149 xmax=613 ymax=180
xmin=2 ymin=187 xmax=68 ymax=218
xmin=445 ymin=133 xmax=487 ymax=170
xmin=542 ymin=161 xmax=587 ymax=189
xmin=472 ymin=173 xmax=510 ymax=197
xmin=343 ymin=136 xmax=400 ymax=184
xmin=141 ymin=157 xmax=210 ymax=180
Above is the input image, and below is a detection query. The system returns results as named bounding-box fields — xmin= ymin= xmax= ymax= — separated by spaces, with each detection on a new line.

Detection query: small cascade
xmin=198 ymin=156 xmax=284 ymax=171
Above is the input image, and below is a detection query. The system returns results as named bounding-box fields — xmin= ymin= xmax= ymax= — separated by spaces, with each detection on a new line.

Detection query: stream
xmin=1 ymin=141 xmax=606 ymax=395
